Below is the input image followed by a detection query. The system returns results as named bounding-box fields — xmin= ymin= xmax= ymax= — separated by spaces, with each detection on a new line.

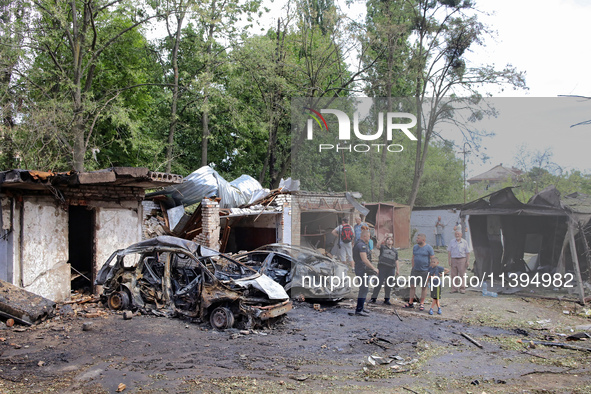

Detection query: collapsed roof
xmin=0 ymin=167 xmax=183 ymax=190
xmin=146 ymin=166 xmax=299 ymax=209
xmin=462 ymin=186 xmax=591 ymax=303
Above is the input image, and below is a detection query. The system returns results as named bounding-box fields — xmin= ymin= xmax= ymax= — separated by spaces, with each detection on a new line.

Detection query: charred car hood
xmin=232 ymin=274 xmax=289 ymax=301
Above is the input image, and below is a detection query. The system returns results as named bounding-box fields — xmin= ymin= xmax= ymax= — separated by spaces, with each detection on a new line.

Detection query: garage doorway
xmin=69 ymin=205 xmax=95 ymax=292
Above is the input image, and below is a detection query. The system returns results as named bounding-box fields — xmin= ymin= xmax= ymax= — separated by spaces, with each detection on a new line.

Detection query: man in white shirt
xmin=447 ymin=231 xmax=470 ymax=294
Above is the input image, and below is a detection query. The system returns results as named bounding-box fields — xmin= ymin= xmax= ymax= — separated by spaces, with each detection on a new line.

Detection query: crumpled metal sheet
xmin=148 ymin=166 xmax=268 ymax=208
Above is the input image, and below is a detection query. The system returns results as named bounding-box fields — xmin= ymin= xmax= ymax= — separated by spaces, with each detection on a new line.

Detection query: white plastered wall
xmin=94 ymin=203 xmax=142 ymax=276
xmin=19 ymin=196 xmax=70 ymax=301
xmin=8 ymin=197 xmax=143 ymax=302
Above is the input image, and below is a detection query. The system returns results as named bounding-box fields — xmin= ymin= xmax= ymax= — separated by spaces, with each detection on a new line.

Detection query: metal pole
xmin=459 ymin=142 xmax=470 ymax=204
xmin=464 ymin=148 xmax=467 ymax=204
xmin=341 ymin=145 xmax=348 ymax=192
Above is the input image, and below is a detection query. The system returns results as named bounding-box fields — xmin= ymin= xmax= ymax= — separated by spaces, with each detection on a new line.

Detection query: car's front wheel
xmin=107 ymin=291 xmax=130 ymax=310
xmin=209 ymin=306 xmax=235 ymax=329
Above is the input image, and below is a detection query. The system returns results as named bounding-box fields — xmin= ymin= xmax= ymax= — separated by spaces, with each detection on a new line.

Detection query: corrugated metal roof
xmin=147 ymin=166 xmax=269 ymax=209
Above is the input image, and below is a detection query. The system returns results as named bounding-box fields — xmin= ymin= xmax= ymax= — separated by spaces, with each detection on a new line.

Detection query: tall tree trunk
xmin=166 ymin=11 xmax=185 ymax=173
xmin=201 ymin=16 xmax=215 ymax=168
xmin=407 ymin=95 xmax=423 ymax=210
xmin=72 ymin=79 xmax=85 ymax=171
xmin=259 ymin=18 xmax=285 ymax=188
xmin=201 ymin=97 xmax=209 ymax=167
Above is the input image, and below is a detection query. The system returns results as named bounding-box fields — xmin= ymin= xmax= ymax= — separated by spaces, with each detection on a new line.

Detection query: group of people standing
xmin=331 ymin=215 xmax=470 ymax=317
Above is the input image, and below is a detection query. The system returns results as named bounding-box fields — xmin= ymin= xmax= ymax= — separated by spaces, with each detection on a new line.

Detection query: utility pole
xmin=459 ymin=142 xmax=471 ymax=204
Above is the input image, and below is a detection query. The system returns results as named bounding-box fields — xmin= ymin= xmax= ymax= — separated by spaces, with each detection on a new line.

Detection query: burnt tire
xmin=210 ymin=306 xmax=235 ymax=329
xmin=108 ymin=291 xmax=130 ymax=310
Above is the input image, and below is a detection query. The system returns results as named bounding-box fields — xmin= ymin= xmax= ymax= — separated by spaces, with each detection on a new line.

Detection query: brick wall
xmin=194 ymin=199 xmax=220 ymax=250
xmin=63 ymin=186 xmax=145 ymax=203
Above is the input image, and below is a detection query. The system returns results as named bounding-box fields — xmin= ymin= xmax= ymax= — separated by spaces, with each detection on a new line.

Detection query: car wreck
xmin=95 ymin=236 xmax=292 ymax=329
xmin=235 ymin=244 xmax=352 ymax=301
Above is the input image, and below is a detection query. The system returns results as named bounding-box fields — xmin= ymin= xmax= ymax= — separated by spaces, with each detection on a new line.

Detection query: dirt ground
xmin=2 ymin=245 xmax=591 ymax=394
xmin=1 ymin=283 xmax=590 ymax=394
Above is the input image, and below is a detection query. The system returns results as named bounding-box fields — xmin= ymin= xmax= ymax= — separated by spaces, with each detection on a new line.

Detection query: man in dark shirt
xmin=352 ymin=230 xmax=379 ymax=316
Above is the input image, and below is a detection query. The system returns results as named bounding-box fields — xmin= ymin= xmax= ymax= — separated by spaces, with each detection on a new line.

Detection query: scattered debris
xmin=518 ymin=339 xmax=591 ymax=353
xmin=527 ymin=341 xmax=536 ymax=349
xmin=367 ymin=355 xmax=393 ymax=365
xmin=64 ymin=295 xmax=100 ymax=305
xmin=566 ymin=332 xmax=591 ymax=341
xmin=82 ymin=322 xmax=93 ymax=331
xmin=514 ymin=328 xmax=529 ymax=336
xmin=116 ymin=383 xmax=126 ymax=392
xmin=396 ymin=358 xmax=418 ymax=366
xmin=521 ymin=368 xmax=576 ymax=377
xmin=361 ymin=333 xmax=393 ymax=350
xmin=459 ymin=332 xmax=483 ymax=349
xmin=123 ymin=311 xmax=134 ymax=320
xmin=521 ymin=351 xmax=548 ymax=360
xmin=0 ymin=279 xmax=56 ymax=326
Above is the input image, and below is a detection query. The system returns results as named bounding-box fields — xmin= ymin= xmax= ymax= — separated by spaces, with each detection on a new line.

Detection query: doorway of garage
xmin=69 ymin=205 xmax=95 ymax=292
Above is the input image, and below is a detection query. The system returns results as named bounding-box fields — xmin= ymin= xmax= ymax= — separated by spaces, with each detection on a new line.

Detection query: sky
xmin=258 ymin=0 xmax=591 ymax=176
xmin=276 ymin=0 xmax=591 ymax=177
xmin=455 ymin=0 xmax=591 ymax=177
xmin=154 ymin=0 xmax=591 ymax=178
xmin=336 ymin=0 xmax=591 ymax=177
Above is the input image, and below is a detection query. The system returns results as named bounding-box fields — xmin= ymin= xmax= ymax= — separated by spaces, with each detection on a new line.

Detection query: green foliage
xmin=0 ymin=0 xmax=541 ymax=210
xmin=342 ymin=140 xmax=463 ymax=205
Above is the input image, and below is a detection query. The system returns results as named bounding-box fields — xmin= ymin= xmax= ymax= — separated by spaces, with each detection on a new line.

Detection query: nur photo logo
xmin=301 ymin=99 xmax=418 ymax=153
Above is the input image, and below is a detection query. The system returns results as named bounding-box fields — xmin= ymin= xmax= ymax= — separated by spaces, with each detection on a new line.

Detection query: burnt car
xmin=235 ymin=244 xmax=352 ymax=301
xmin=95 ymin=236 xmax=292 ymax=329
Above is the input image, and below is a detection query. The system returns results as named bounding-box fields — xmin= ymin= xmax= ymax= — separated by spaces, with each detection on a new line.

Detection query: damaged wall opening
xmin=68 ymin=205 xmax=95 ymax=292
xmin=222 ymin=213 xmax=281 ymax=253
xmin=300 ymin=211 xmax=341 ymax=250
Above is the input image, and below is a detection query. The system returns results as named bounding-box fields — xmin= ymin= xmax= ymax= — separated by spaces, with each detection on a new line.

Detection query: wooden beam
xmin=556 ymin=230 xmax=570 ymax=276
xmin=220 ymin=225 xmax=231 ymax=253
xmin=577 ymin=223 xmax=591 ymax=283
xmin=568 ymin=224 xmax=586 ymax=305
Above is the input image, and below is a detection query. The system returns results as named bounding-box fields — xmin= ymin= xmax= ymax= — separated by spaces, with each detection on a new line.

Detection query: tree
xmin=0 ymin=0 xmax=33 ymax=168
xmin=362 ymin=0 xmax=414 ymax=201
xmin=11 ymin=0 xmax=164 ymax=171
xmin=405 ymin=0 xmax=526 ymax=210
xmin=162 ymin=0 xmax=195 ymax=173
xmin=190 ymin=0 xmax=261 ymax=168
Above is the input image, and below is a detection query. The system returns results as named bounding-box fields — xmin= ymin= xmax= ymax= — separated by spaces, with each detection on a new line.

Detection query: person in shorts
xmin=427 ymin=257 xmax=449 ymax=315
xmin=404 ymin=233 xmax=434 ymax=311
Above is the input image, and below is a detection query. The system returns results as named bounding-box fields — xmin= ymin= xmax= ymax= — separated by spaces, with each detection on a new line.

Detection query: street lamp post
xmin=459 ymin=142 xmax=471 ymax=204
